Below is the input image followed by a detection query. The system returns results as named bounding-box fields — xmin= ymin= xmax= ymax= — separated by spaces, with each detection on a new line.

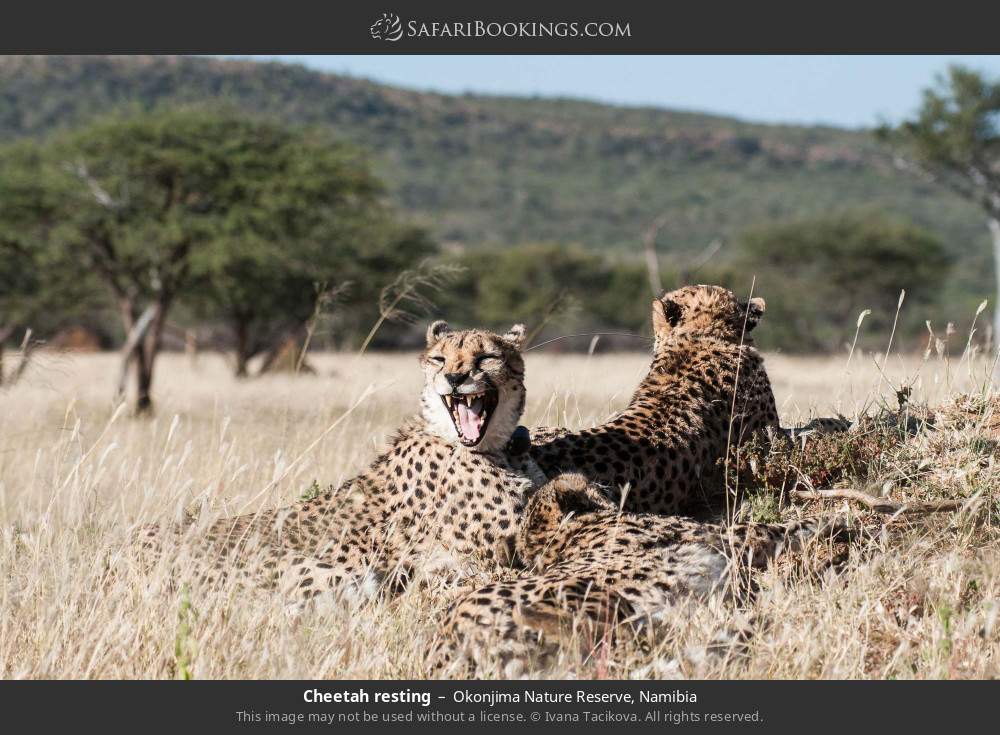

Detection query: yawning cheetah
xmin=137 ymin=322 xmax=549 ymax=604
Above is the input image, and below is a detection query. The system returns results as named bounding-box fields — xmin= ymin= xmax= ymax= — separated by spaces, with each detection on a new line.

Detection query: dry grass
xmin=2 ymin=348 xmax=999 ymax=679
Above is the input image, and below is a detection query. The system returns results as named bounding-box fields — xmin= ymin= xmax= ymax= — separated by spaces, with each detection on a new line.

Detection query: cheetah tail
xmin=777 ymin=515 xmax=859 ymax=554
xmin=720 ymin=516 xmax=862 ymax=570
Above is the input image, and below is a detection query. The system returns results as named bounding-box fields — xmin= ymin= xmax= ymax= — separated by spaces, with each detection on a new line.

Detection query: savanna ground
xmin=1 ymin=347 xmax=999 ymax=679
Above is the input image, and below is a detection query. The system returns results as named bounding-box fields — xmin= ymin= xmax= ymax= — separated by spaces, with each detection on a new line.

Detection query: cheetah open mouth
xmin=441 ymin=390 xmax=499 ymax=446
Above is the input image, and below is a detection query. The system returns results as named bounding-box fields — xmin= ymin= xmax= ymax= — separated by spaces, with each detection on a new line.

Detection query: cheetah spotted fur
xmin=530 ymin=285 xmax=780 ymax=515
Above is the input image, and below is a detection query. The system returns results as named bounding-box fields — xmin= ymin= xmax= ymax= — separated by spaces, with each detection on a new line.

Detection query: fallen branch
xmin=791 ymin=487 xmax=966 ymax=515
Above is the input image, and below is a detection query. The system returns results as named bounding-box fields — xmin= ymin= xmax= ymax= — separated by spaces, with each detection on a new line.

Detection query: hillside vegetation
xmin=0 ymin=57 xmax=987 ymax=251
xmin=0 ymin=55 xmax=994 ymax=348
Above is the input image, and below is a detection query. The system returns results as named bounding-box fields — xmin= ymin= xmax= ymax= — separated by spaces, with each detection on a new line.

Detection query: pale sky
xmin=241 ymin=55 xmax=1000 ymax=129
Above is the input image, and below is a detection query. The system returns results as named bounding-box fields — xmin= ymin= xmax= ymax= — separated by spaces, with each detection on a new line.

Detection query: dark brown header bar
xmin=2 ymin=1 xmax=1000 ymax=53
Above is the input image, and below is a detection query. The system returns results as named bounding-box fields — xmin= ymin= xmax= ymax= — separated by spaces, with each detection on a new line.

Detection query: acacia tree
xmin=196 ymin=219 xmax=436 ymax=377
xmin=878 ymin=66 xmax=1000 ymax=348
xmin=0 ymin=155 xmax=45 ymax=381
xmin=1 ymin=108 xmax=416 ymax=411
xmin=185 ymin=125 xmax=436 ymax=376
xmin=44 ymin=110 xmax=259 ymax=412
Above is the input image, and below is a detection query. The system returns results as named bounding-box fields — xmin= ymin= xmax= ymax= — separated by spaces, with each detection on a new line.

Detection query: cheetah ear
xmin=525 ymin=475 xmax=612 ymax=537
xmin=502 ymin=323 xmax=526 ymax=349
xmin=744 ymin=297 xmax=766 ymax=332
xmin=652 ymin=298 xmax=682 ymax=334
xmin=426 ymin=320 xmax=451 ymax=346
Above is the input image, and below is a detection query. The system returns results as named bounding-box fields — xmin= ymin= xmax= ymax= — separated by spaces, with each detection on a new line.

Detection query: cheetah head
xmin=419 ymin=321 xmax=527 ymax=452
xmin=652 ymin=285 xmax=765 ymax=349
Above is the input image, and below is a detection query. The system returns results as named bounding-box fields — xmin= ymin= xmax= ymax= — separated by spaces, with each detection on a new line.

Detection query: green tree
xmin=737 ymin=213 xmax=951 ymax=352
xmin=877 ymin=66 xmax=1000 ymax=347
xmin=183 ymin=127 xmax=435 ymax=376
xmin=198 ymin=222 xmax=435 ymax=376
xmin=0 ymin=146 xmax=48 ymax=375
xmin=0 ymin=108 xmax=420 ymax=411
xmin=0 ymin=143 xmax=104 ymax=382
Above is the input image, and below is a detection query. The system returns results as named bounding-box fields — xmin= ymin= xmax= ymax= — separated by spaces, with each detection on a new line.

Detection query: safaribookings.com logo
xmin=370 ymin=13 xmax=404 ymax=41
xmin=370 ymin=13 xmax=631 ymax=42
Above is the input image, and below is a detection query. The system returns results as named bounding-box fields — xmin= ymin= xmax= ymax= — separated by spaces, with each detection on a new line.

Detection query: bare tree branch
xmin=1 ymin=328 xmax=39 ymax=387
xmin=791 ymin=487 xmax=966 ymax=515
xmin=893 ymin=154 xmax=1000 ymax=217
xmin=680 ymin=238 xmax=724 ymax=284
xmin=67 ymin=161 xmax=122 ymax=211
xmin=642 ymin=214 xmax=668 ymax=296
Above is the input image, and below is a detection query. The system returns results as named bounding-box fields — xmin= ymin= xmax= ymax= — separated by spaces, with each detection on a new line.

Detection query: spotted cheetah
xmin=531 ymin=285 xmax=780 ymax=515
xmin=434 ymin=473 xmax=853 ymax=675
xmin=137 ymin=321 xmax=548 ymax=604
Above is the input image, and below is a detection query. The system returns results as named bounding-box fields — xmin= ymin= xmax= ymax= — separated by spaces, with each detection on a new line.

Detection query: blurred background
xmin=2 ymin=54 xmax=1000 ymax=413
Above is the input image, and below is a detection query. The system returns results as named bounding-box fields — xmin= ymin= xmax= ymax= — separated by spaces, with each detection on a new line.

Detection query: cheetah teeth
xmin=445 ymin=393 xmax=483 ymax=407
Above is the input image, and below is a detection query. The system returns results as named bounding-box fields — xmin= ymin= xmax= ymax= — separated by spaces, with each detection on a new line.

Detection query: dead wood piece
xmin=791 ymin=487 xmax=966 ymax=515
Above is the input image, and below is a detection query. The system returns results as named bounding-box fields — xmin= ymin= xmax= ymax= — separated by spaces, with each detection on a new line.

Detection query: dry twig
xmin=791 ymin=487 xmax=966 ymax=515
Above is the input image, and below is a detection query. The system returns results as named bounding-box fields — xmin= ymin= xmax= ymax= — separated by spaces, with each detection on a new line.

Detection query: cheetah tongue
xmin=456 ymin=397 xmax=485 ymax=443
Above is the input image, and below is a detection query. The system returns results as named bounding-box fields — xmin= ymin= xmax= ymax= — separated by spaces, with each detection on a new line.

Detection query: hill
xmin=0 ymin=55 xmax=992 ymax=316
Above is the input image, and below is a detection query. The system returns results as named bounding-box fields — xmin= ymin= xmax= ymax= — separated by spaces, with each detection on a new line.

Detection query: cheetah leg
xmin=129 ymin=519 xmax=396 ymax=613
xmin=276 ymin=550 xmax=399 ymax=614
xmin=431 ymin=571 xmax=632 ymax=677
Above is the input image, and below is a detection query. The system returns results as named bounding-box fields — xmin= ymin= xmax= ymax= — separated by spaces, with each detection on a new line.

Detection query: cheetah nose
xmin=444 ymin=372 xmax=468 ymax=388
